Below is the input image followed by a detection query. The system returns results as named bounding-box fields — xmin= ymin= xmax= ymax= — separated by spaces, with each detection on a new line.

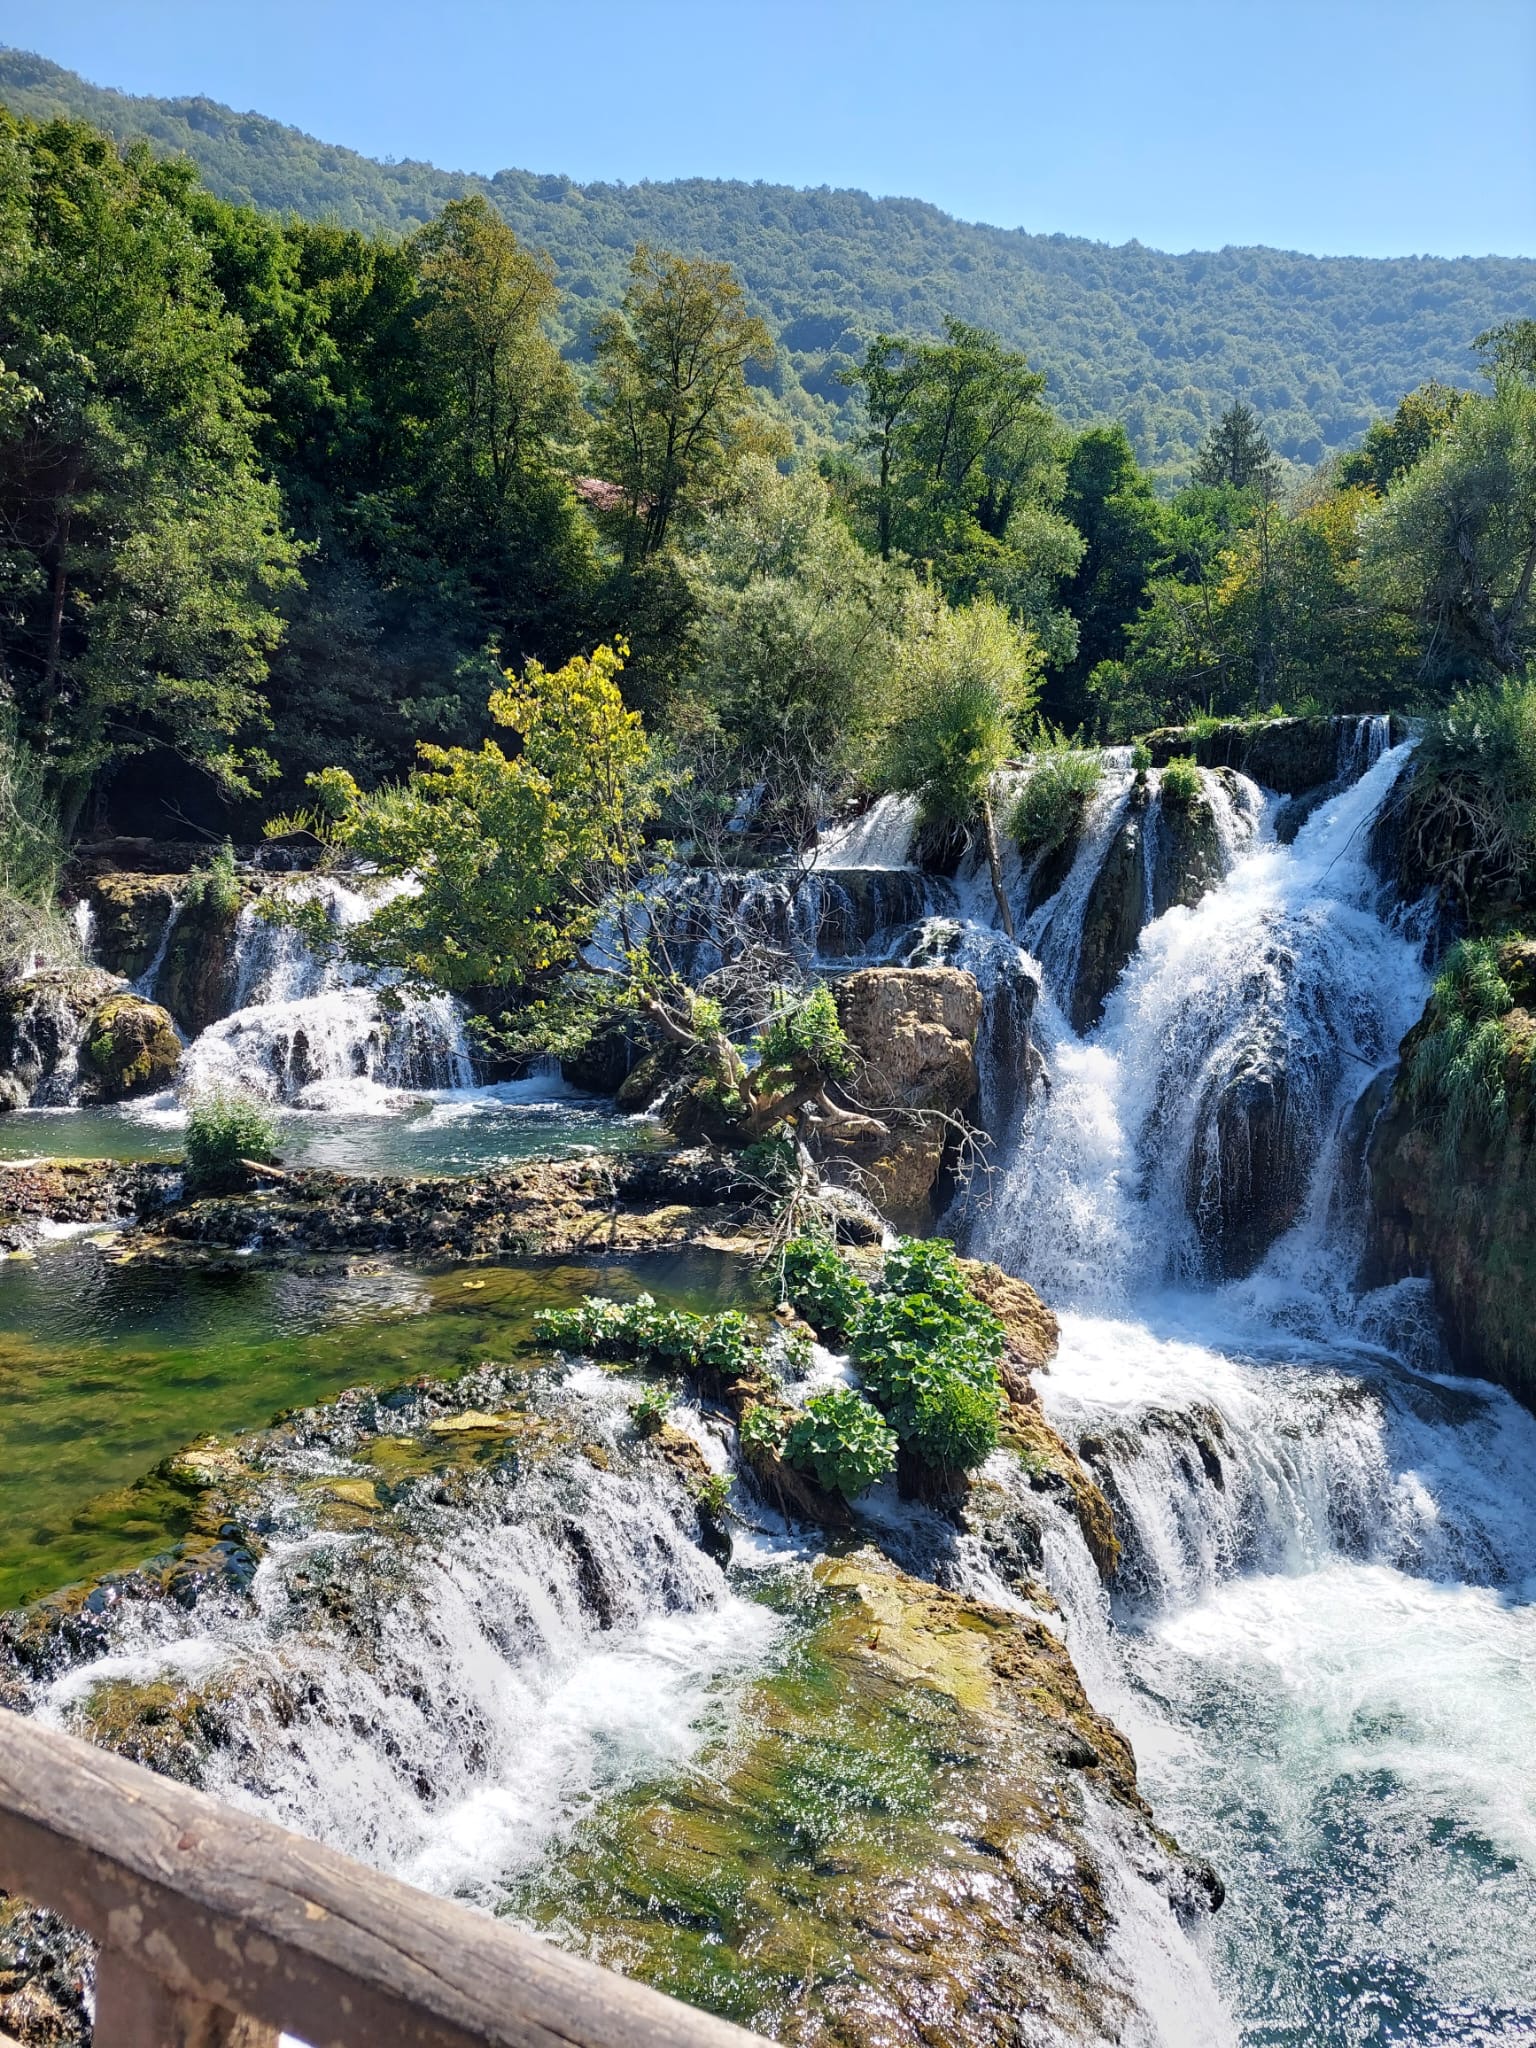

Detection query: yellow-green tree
xmin=287 ymin=641 xmax=652 ymax=990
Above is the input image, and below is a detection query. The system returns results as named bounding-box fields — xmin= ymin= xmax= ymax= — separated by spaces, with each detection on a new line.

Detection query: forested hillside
xmin=3 ymin=45 xmax=1532 ymax=477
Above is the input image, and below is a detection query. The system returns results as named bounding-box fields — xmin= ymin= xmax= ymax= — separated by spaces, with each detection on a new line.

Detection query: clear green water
xmin=0 ymin=1093 xmax=661 ymax=1176
xmin=0 ymin=1240 xmax=752 ymax=1610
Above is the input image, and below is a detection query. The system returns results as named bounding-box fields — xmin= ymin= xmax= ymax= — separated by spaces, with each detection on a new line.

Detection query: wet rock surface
xmin=78 ymin=993 xmax=180 ymax=1101
xmin=1145 ymin=715 xmax=1396 ymax=794
xmin=0 ymin=1160 xmax=177 ymax=1252
xmin=820 ymin=966 xmax=982 ymax=1215
xmin=0 ymin=969 xmax=124 ymax=1111
xmin=1070 ymin=794 xmax=1147 ymax=1032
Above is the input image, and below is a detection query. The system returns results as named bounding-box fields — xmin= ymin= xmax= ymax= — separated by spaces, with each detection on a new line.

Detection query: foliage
xmin=533 ymin=1293 xmax=758 ymax=1379
xmin=592 ymin=245 xmax=782 ymax=565
xmin=755 ymin=985 xmax=854 ymax=1085
xmin=693 ymin=1471 xmax=733 ymax=1519
xmin=681 ymin=458 xmax=911 ymax=801
xmin=631 ymin=1384 xmax=673 ymax=1437
xmin=782 ymin=1387 xmax=897 ymax=1500
xmin=736 ymin=1129 xmax=799 ymax=1193
xmin=0 ymin=714 xmax=72 ymax=976
xmin=0 ymin=110 xmax=300 ymax=829
xmin=183 ymin=1091 xmax=278 ymax=1192
xmin=737 ymin=1400 xmax=789 ymax=1462
xmin=278 ymin=642 xmax=653 ymax=994
xmin=1360 ymin=374 xmax=1536 ymax=681
xmin=8 ymin=49 xmax=1523 ymax=481
xmin=1335 ymin=382 xmax=1467 ymax=494
xmin=1048 ymin=424 xmax=1170 ymax=727
xmin=1159 ymin=755 xmax=1203 ymax=805
xmin=1396 ymin=673 xmax=1536 ymax=916
xmin=779 ymin=1233 xmax=873 ymax=1336
xmin=1008 ymin=726 xmax=1102 ymax=856
xmin=1130 ymin=741 xmax=1152 ymax=773
xmin=1405 ymin=939 xmax=1525 ymax=1147
xmin=840 ymin=323 xmax=1082 ymax=655
xmin=182 ymin=841 xmax=242 ymax=918
xmin=884 ymin=596 xmax=1042 ymax=829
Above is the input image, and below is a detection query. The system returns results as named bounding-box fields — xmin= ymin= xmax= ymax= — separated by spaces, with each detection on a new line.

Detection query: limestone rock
xmin=1187 ymin=1043 xmax=1309 ymax=1280
xmin=1071 ymin=798 xmax=1147 ymax=1032
xmin=1150 ymin=786 xmax=1224 ymax=917
xmin=1145 ymin=716 xmax=1347 ymax=793
xmin=80 ymin=992 xmax=181 ymax=1100
xmin=0 ymin=966 xmax=125 ymax=1110
xmin=79 ymin=870 xmax=182 ymax=982
xmin=820 ymin=966 xmax=982 ymax=1215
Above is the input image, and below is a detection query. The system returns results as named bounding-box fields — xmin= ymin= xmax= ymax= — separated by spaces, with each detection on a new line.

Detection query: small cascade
xmin=811 ymin=793 xmax=920 ymax=870
xmin=659 ymin=864 xmax=941 ymax=980
xmin=177 ymin=877 xmax=474 ymax=1110
xmin=33 ymin=1369 xmax=779 ymax=1904
xmin=132 ymin=900 xmax=183 ymax=1003
xmin=70 ymin=898 xmax=96 ymax=961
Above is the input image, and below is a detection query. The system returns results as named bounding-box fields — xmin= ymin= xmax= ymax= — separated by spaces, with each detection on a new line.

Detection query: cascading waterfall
xmin=178 ymin=878 xmax=474 ymax=1111
xmin=955 ymin=734 xmax=1536 ymax=2042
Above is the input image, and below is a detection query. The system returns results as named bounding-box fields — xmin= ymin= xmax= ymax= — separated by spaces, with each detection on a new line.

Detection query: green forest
xmin=0 ymin=89 xmax=1534 ymax=1022
xmin=3 ymin=45 xmax=1533 ymax=479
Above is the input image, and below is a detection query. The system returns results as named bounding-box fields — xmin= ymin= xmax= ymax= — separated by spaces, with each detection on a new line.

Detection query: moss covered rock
xmin=80 ymin=992 xmax=181 ymax=1100
xmin=1367 ymin=940 xmax=1536 ymax=1403
xmin=1071 ymin=795 xmax=1147 ymax=1032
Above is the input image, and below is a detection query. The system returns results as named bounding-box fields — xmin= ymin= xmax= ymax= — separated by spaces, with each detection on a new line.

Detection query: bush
xmin=738 ymin=1129 xmax=799 ymax=1191
xmin=738 ymin=1400 xmax=789 ymax=1462
xmin=1405 ymin=674 xmax=1536 ymax=915
xmin=782 ymin=1388 xmax=897 ymax=1499
xmin=1159 ymin=755 xmax=1203 ymax=805
xmin=851 ymin=1256 xmax=1004 ymax=1475
xmin=533 ymin=1294 xmax=758 ymax=1379
xmin=1009 ymin=729 xmax=1102 ymax=857
xmin=1405 ymin=937 xmax=1524 ymax=1146
xmin=1130 ymin=741 xmax=1153 ymax=775
xmin=183 ymin=841 xmax=243 ymax=918
xmin=184 ymin=1092 xmax=279 ymax=1192
xmin=779 ymin=1234 xmax=873 ymax=1335
xmin=632 ymin=1385 xmax=673 ymax=1437
xmin=752 ymin=984 xmax=855 ymax=1084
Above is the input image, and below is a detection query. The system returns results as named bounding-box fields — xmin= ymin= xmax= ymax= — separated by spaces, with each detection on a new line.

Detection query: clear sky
xmin=5 ymin=0 xmax=1533 ymax=258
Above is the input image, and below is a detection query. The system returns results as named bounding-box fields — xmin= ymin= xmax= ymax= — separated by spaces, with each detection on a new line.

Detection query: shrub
xmin=1130 ymin=741 xmax=1153 ymax=775
xmin=1405 ymin=674 xmax=1536 ymax=915
xmin=779 ymin=1234 xmax=873 ymax=1336
xmin=632 ymin=1385 xmax=673 ymax=1437
xmin=1009 ymin=729 xmax=1102 ymax=857
xmin=694 ymin=1472 xmax=733 ymax=1519
xmin=738 ymin=1129 xmax=798 ymax=1191
xmin=738 ymin=1400 xmax=789 ymax=1462
xmin=1159 ymin=755 xmax=1203 ymax=805
xmin=533 ymin=1295 xmax=757 ymax=1379
xmin=1405 ymin=937 xmax=1524 ymax=1147
xmin=183 ymin=841 xmax=243 ymax=918
xmin=753 ymin=984 xmax=855 ymax=1083
xmin=782 ymin=1388 xmax=897 ymax=1499
xmin=184 ymin=1091 xmax=278 ymax=1193
xmin=851 ymin=1259 xmax=1004 ymax=1476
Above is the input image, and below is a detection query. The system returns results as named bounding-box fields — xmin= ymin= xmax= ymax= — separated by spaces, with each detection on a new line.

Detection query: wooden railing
xmin=0 ymin=1706 xmax=766 ymax=2048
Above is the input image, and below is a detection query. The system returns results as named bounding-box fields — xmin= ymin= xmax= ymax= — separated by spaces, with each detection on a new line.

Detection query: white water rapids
xmin=956 ymin=736 xmax=1536 ymax=2043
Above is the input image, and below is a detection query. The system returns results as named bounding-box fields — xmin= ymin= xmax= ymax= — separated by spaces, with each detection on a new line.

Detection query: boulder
xmin=819 ymin=966 xmax=982 ymax=1215
xmin=1150 ymin=786 xmax=1224 ymax=917
xmin=155 ymin=892 xmax=244 ymax=1036
xmin=78 ymin=871 xmax=182 ymax=983
xmin=1186 ymin=1044 xmax=1309 ymax=1279
xmin=1070 ymin=797 xmax=1147 ymax=1032
xmin=0 ymin=966 xmax=124 ymax=1110
xmin=80 ymin=993 xmax=181 ymax=1100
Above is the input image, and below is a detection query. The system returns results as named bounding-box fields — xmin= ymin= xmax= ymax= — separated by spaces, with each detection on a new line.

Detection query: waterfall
xmin=811 ymin=793 xmax=920 ymax=870
xmin=947 ymin=728 xmax=1536 ymax=2041
xmin=132 ymin=899 xmax=182 ymax=1002
xmin=177 ymin=877 xmax=474 ymax=1111
xmin=35 ymin=1367 xmax=780 ymax=1905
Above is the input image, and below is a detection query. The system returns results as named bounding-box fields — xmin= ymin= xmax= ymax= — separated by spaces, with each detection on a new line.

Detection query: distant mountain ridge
xmin=4 ymin=45 xmax=1534 ymax=475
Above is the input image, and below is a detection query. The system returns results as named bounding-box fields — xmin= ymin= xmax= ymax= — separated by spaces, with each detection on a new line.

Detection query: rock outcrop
xmin=1186 ymin=1041 xmax=1308 ymax=1281
xmin=1150 ymin=784 xmax=1224 ymax=916
xmin=821 ymin=966 xmax=982 ymax=1215
xmin=1144 ymin=715 xmax=1381 ymax=794
xmin=0 ymin=967 xmax=124 ymax=1110
xmin=1367 ymin=941 xmax=1536 ymax=1403
xmin=1071 ymin=794 xmax=1147 ymax=1032
xmin=79 ymin=993 xmax=181 ymax=1100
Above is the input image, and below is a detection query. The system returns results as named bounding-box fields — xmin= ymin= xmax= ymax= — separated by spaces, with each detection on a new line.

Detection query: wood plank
xmin=0 ymin=1708 xmax=766 ymax=2048
xmin=96 ymin=1946 xmax=279 ymax=2047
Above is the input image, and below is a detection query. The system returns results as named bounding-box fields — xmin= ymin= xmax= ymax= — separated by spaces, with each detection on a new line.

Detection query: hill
xmin=4 ymin=45 xmax=1534 ymax=476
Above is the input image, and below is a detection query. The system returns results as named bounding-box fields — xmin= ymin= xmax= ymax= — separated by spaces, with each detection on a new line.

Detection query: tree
xmin=842 ymin=321 xmax=1082 ymax=657
xmin=1192 ymin=401 xmax=1282 ymax=496
xmin=1361 ymin=375 xmax=1536 ymax=680
xmin=0 ymin=114 xmax=299 ymax=830
xmin=1336 ymin=382 xmax=1466 ymax=495
xmin=682 ymin=457 xmax=912 ymax=816
xmin=883 ymin=594 xmax=1042 ymax=932
xmin=1049 ymin=424 xmax=1169 ymax=728
xmin=592 ymin=245 xmax=781 ymax=566
xmin=284 ymin=641 xmax=653 ymax=992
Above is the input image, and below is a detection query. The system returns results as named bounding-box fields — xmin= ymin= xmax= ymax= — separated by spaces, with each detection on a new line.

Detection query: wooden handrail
xmin=0 ymin=1706 xmax=766 ymax=2048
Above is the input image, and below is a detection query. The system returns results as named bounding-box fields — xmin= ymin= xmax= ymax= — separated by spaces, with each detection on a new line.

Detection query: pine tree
xmin=1193 ymin=401 xmax=1282 ymax=496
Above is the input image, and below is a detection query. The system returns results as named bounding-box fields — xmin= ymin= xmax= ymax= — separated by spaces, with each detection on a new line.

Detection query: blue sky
xmin=6 ymin=0 xmax=1533 ymax=257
